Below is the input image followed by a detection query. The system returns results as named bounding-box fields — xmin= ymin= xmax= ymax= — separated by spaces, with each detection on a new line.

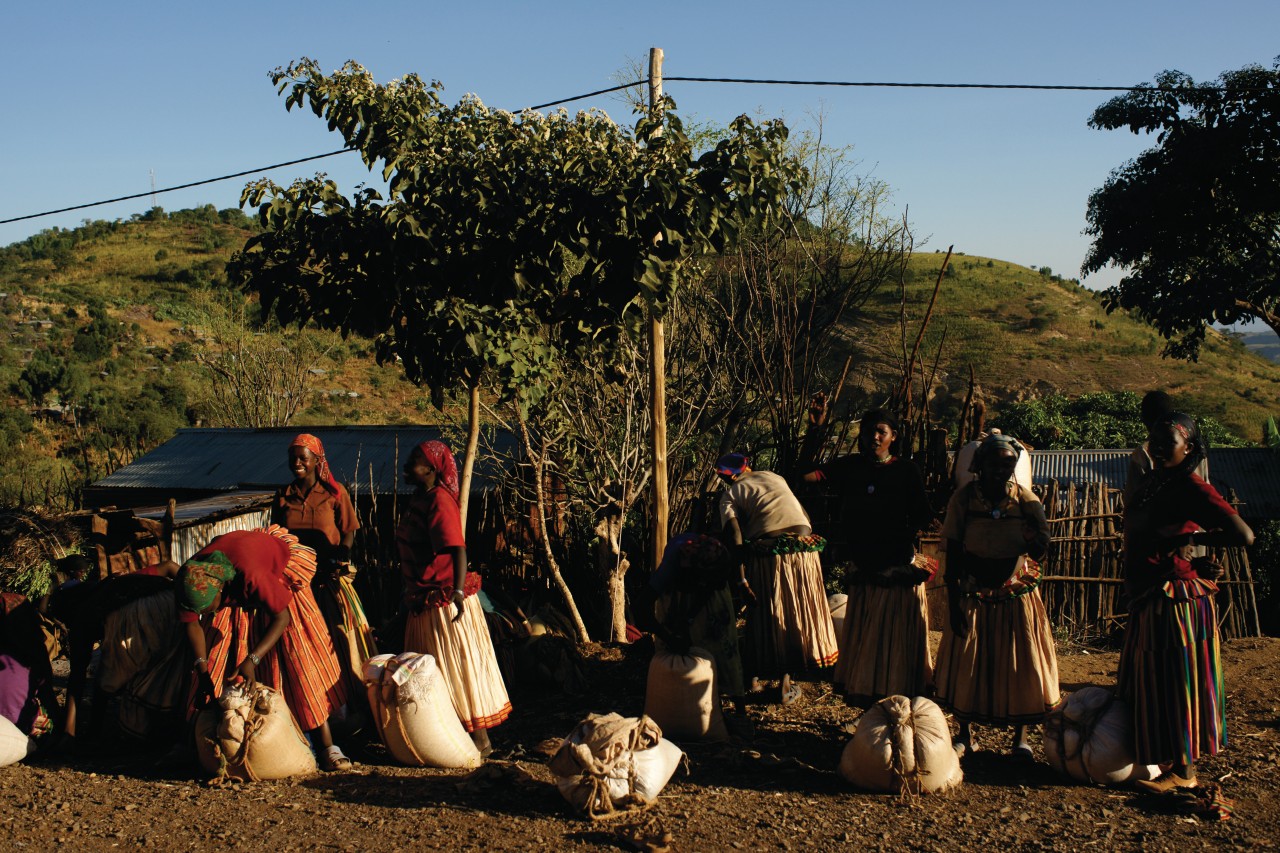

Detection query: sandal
xmin=321 ymin=745 xmax=353 ymax=772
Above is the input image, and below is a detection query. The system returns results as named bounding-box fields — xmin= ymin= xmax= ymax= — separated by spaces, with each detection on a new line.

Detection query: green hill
xmin=0 ymin=207 xmax=1276 ymax=508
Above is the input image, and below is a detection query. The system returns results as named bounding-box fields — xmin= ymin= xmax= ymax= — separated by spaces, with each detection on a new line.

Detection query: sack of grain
xmin=0 ymin=714 xmax=35 ymax=767
xmin=363 ymin=653 xmax=482 ymax=769
xmin=828 ymin=593 xmax=849 ymax=641
xmin=194 ymin=683 xmax=317 ymax=781
xmin=838 ymin=695 xmax=962 ymax=795
xmin=1043 ymin=685 xmax=1159 ymax=786
xmin=549 ymin=712 xmax=684 ymax=818
xmin=955 ymin=434 xmax=1033 ymax=491
xmin=643 ymin=647 xmax=729 ymax=742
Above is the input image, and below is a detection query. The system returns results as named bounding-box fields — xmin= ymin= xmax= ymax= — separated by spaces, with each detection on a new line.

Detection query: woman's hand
xmin=451 ymin=591 xmax=466 ymax=623
xmin=194 ymin=669 xmax=217 ymax=707
xmin=232 ymin=654 xmax=259 ymax=686
xmin=737 ymin=578 xmax=758 ymax=606
xmin=807 ymin=392 xmax=829 ymax=427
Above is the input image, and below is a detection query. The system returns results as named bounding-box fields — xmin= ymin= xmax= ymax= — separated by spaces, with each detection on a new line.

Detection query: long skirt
xmin=834 ymin=581 xmax=932 ymax=704
xmin=404 ymin=594 xmax=512 ymax=732
xmin=742 ymin=550 xmax=839 ymax=679
xmin=100 ymin=591 xmax=191 ymax=737
xmin=935 ymin=588 xmax=1060 ymax=725
xmin=201 ymin=548 xmax=347 ymax=732
xmin=1117 ymin=584 xmax=1225 ymax=766
xmin=313 ymin=573 xmax=378 ymax=709
xmin=655 ymin=586 xmax=745 ymax=698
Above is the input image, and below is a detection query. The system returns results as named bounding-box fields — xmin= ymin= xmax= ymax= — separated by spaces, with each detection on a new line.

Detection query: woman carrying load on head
xmin=177 ymin=526 xmax=352 ymax=771
xmin=717 ymin=452 xmax=838 ymax=706
xmin=271 ymin=433 xmax=376 ymax=710
xmin=935 ymin=432 xmax=1059 ymax=760
xmin=1120 ymin=411 xmax=1253 ymax=793
xmin=799 ymin=407 xmax=936 ymax=705
xmin=397 ymin=439 xmax=510 ymax=757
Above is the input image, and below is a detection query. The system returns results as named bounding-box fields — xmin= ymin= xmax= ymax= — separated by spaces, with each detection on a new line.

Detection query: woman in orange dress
xmin=396 ymin=440 xmax=510 ymax=756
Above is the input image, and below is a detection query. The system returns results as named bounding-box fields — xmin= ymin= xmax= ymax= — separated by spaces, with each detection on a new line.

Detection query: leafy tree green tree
xmin=14 ymin=350 xmax=65 ymax=406
xmin=996 ymin=392 xmax=1248 ymax=450
xmin=1084 ymin=59 xmax=1280 ymax=359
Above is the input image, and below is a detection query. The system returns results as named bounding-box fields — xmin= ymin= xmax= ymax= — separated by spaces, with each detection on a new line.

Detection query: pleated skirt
xmin=1118 ymin=589 xmax=1225 ymax=766
xmin=833 ymin=581 xmax=933 ymax=704
xmin=742 ymin=550 xmax=839 ymax=679
xmin=313 ymin=574 xmax=379 ymax=707
xmin=202 ymin=554 xmax=347 ymax=732
xmin=404 ymin=595 xmax=512 ymax=732
xmin=101 ymin=591 xmax=191 ymax=736
xmin=935 ymin=588 xmax=1060 ymax=725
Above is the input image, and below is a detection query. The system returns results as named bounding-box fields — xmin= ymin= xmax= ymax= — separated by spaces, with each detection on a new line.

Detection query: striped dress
xmin=1119 ymin=474 xmax=1236 ymax=766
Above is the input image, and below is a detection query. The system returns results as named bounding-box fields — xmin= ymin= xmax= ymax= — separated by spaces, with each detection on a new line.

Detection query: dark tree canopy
xmin=1083 ymin=58 xmax=1280 ymax=359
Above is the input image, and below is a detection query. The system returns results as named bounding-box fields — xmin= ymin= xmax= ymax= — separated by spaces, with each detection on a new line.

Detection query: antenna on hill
xmin=149 ymin=170 xmax=157 ymax=209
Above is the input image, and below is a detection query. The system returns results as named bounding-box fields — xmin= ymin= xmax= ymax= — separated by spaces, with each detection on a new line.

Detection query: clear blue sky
xmin=3 ymin=1 xmax=1277 ymax=292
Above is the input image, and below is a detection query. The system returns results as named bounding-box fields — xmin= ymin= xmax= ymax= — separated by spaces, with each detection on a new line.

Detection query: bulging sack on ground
xmin=643 ymin=647 xmax=728 ymax=742
xmin=0 ymin=714 xmax=35 ymax=767
xmin=194 ymin=683 xmax=317 ymax=781
xmin=363 ymin=652 xmax=482 ymax=769
xmin=549 ymin=712 xmax=685 ymax=819
xmin=828 ymin=593 xmax=848 ymax=641
xmin=838 ymin=695 xmax=962 ymax=795
xmin=1043 ymin=685 xmax=1159 ymax=786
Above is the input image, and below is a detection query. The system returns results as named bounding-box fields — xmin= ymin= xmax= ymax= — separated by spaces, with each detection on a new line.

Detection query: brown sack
xmin=643 ymin=647 xmax=729 ymax=743
xmin=838 ymin=695 xmax=962 ymax=795
xmin=194 ymin=683 xmax=317 ymax=781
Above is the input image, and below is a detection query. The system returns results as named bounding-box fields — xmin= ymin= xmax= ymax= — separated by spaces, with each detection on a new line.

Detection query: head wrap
xmin=715 ymin=452 xmax=750 ymax=478
xmin=970 ymin=430 xmax=1025 ymax=474
xmin=176 ymin=550 xmax=237 ymax=616
xmin=416 ymin=440 xmax=460 ymax=498
xmin=290 ymin=433 xmax=341 ymax=495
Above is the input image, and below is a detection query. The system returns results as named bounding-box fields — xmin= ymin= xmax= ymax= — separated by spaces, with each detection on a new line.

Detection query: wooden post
xmin=648 ymin=46 xmax=670 ymax=569
xmin=458 ymin=382 xmax=481 ymax=531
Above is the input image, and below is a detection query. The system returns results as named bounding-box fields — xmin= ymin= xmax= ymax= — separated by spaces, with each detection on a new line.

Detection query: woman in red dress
xmin=397 ymin=440 xmax=511 ymax=756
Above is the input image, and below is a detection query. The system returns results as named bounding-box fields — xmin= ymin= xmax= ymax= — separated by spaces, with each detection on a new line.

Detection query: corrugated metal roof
xmin=90 ymin=425 xmax=520 ymax=498
xmin=1030 ymin=448 xmax=1280 ymax=517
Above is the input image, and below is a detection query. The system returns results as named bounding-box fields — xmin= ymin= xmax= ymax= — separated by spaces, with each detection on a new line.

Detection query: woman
xmin=801 ymin=409 xmax=935 ymax=704
xmin=271 ymin=434 xmax=376 ymax=706
xmin=935 ymin=433 xmax=1059 ymax=758
xmin=177 ymin=526 xmax=351 ymax=771
xmin=717 ymin=452 xmax=837 ymax=705
xmin=397 ymin=440 xmax=511 ymax=756
xmin=1120 ymin=411 xmax=1253 ymax=792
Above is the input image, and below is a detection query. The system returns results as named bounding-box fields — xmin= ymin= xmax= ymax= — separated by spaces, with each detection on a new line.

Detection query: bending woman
xmin=177 ymin=526 xmax=351 ymax=771
xmin=397 ymin=440 xmax=511 ymax=756
xmin=801 ymin=408 xmax=935 ymax=704
xmin=272 ymin=433 xmax=376 ymax=705
xmin=935 ymin=433 xmax=1059 ymax=758
xmin=1121 ymin=411 xmax=1253 ymax=792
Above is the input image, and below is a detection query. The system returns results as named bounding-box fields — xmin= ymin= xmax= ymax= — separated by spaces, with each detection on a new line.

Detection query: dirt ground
xmin=2 ymin=635 xmax=1277 ymax=852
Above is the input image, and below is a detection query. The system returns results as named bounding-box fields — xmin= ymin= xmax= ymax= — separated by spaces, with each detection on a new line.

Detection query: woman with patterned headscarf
xmin=272 ymin=434 xmax=375 ymax=711
xmin=1120 ymin=412 xmax=1253 ymax=792
xmin=935 ymin=432 xmax=1059 ymax=761
xmin=177 ymin=526 xmax=352 ymax=770
xmin=396 ymin=439 xmax=510 ymax=756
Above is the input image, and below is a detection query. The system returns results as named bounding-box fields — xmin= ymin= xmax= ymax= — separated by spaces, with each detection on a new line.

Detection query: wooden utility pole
xmin=648 ymin=46 xmax=670 ymax=569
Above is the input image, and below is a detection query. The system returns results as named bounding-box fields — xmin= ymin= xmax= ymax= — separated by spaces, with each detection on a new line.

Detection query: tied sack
xmin=644 ymin=647 xmax=729 ymax=742
xmin=0 ymin=714 xmax=35 ymax=767
xmin=549 ymin=712 xmax=685 ymax=819
xmin=839 ymin=695 xmax=962 ymax=795
xmin=1043 ymin=685 xmax=1160 ymax=786
xmin=194 ymin=683 xmax=317 ymax=781
xmin=828 ymin=593 xmax=849 ymax=642
xmin=363 ymin=653 xmax=482 ymax=769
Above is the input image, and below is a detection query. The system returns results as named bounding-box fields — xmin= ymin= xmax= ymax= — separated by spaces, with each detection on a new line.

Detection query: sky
xmin=3 ymin=1 xmax=1278 ymax=294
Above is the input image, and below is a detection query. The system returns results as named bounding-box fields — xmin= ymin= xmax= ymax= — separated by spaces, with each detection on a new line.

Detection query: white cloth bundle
xmin=0 ymin=715 xmax=35 ymax=767
xmin=549 ymin=713 xmax=684 ymax=818
xmin=838 ymin=695 xmax=962 ymax=795
xmin=1043 ymin=685 xmax=1159 ymax=786
xmin=643 ymin=647 xmax=729 ymax=742
xmin=194 ymin=683 xmax=317 ymax=780
xmin=363 ymin=652 xmax=482 ymax=769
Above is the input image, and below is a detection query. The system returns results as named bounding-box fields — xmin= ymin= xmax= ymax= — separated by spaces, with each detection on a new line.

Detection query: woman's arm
xmin=233 ymin=608 xmax=292 ymax=685
xmin=185 ymin=619 xmax=216 ymax=705
xmin=448 ymin=545 xmax=468 ymax=623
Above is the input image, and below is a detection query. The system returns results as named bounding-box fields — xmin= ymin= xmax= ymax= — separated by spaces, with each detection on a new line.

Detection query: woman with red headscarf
xmin=396 ymin=440 xmax=511 ymax=755
xmin=177 ymin=526 xmax=351 ymax=770
xmin=272 ymin=434 xmax=375 ymax=709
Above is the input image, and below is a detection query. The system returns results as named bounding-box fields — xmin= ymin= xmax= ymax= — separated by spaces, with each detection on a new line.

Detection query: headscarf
xmin=970 ymin=431 xmax=1025 ymax=474
xmin=715 ymin=452 xmax=749 ymax=478
xmin=176 ymin=550 xmax=237 ymax=616
xmin=416 ymin=440 xmax=460 ymax=498
xmin=290 ymin=433 xmax=341 ymax=495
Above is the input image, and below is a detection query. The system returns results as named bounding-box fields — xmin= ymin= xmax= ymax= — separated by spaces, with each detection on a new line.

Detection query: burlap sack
xmin=643 ymin=647 xmax=729 ymax=742
xmin=363 ymin=653 xmax=482 ymax=769
xmin=0 ymin=714 xmax=34 ymax=767
xmin=838 ymin=695 xmax=962 ymax=795
xmin=1044 ymin=686 xmax=1160 ymax=786
xmin=194 ymin=683 xmax=317 ymax=781
xmin=828 ymin=593 xmax=848 ymax=642
xmin=550 ymin=712 xmax=684 ymax=819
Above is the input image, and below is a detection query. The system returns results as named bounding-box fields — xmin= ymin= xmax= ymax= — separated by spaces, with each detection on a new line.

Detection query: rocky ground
xmin=1 ymin=636 xmax=1277 ymax=852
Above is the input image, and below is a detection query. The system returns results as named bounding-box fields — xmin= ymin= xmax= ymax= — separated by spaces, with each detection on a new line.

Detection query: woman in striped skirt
xmin=1120 ymin=411 xmax=1253 ymax=792
xmin=177 ymin=526 xmax=352 ymax=770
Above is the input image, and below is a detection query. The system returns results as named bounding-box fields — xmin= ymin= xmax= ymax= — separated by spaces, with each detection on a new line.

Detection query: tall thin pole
xmin=648 ymin=46 xmax=669 ymax=570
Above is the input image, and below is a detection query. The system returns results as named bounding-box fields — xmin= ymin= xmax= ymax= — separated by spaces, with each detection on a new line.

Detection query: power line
xmin=1 ymin=75 xmax=1209 ymax=228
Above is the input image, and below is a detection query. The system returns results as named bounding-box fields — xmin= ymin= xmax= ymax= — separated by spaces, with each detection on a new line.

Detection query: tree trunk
xmin=595 ymin=511 xmax=630 ymax=643
xmin=458 ymin=383 xmax=481 ymax=530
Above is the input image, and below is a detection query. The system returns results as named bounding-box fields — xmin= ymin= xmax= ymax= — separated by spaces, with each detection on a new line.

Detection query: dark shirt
xmin=1123 ymin=473 xmax=1237 ymax=598
xmin=812 ymin=455 xmax=932 ymax=574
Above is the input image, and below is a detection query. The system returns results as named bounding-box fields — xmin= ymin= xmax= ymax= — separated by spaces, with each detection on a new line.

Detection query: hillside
xmin=0 ymin=208 xmax=1276 ymax=509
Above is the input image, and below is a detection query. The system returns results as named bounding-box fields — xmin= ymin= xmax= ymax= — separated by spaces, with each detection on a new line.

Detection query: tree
xmin=1084 ymin=59 xmax=1280 ymax=359
xmin=14 ymin=350 xmax=66 ymax=407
